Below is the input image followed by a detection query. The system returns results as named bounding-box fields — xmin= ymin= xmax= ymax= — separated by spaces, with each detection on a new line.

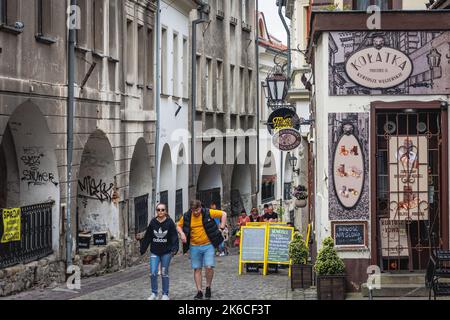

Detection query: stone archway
xmin=174 ymin=143 xmax=188 ymax=221
xmin=129 ymin=138 xmax=152 ymax=234
xmin=77 ymin=130 xmax=118 ymax=239
xmin=197 ymin=164 xmax=222 ymax=209
xmin=0 ymin=101 xmax=60 ymax=252
xmin=261 ymin=151 xmax=277 ymax=204
xmin=159 ymin=144 xmax=173 ymax=214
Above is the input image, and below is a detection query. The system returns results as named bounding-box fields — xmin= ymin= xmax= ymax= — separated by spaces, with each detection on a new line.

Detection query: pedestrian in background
xmin=263 ymin=204 xmax=278 ymax=222
xmin=249 ymin=207 xmax=262 ymax=222
xmin=234 ymin=209 xmax=249 ymax=247
xmin=177 ymin=199 xmax=227 ymax=300
xmin=139 ymin=203 xmax=179 ymax=300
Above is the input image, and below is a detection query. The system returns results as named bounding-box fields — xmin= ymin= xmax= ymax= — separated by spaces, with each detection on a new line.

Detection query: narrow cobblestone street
xmin=1 ymin=252 xmax=317 ymax=300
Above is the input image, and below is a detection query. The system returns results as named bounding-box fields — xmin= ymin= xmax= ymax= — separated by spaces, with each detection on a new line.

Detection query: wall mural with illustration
xmin=328 ymin=113 xmax=370 ymax=220
xmin=329 ymin=31 xmax=450 ymax=95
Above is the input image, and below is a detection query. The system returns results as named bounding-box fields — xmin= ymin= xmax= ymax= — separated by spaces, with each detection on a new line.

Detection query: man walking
xmin=177 ymin=199 xmax=227 ymax=300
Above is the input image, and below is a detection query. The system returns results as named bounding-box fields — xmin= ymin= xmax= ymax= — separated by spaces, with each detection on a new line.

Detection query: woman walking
xmin=139 ymin=203 xmax=179 ymax=300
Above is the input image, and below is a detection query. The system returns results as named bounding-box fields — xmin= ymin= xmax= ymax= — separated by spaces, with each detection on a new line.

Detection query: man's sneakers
xmin=194 ymin=291 xmax=203 ymax=300
xmin=147 ymin=293 xmax=157 ymax=300
xmin=205 ymin=287 xmax=211 ymax=300
xmin=161 ymin=294 xmax=170 ymax=300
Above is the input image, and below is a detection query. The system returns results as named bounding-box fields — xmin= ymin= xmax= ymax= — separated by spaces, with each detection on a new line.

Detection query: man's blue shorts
xmin=190 ymin=244 xmax=216 ymax=269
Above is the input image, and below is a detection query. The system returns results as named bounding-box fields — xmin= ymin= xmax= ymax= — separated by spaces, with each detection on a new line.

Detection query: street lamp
xmin=427 ymin=48 xmax=441 ymax=89
xmin=265 ymin=65 xmax=289 ymax=105
xmin=288 ymin=152 xmax=300 ymax=175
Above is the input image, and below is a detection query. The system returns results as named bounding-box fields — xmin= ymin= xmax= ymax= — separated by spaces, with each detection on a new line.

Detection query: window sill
xmin=125 ymin=81 xmax=134 ymax=86
xmin=0 ymin=24 xmax=23 ymax=35
xmin=92 ymin=50 xmax=105 ymax=59
xmin=75 ymin=45 xmax=90 ymax=53
xmin=35 ymin=34 xmax=57 ymax=45
xmin=146 ymin=84 xmax=153 ymax=90
xmin=137 ymin=84 xmax=144 ymax=89
xmin=108 ymin=56 xmax=119 ymax=63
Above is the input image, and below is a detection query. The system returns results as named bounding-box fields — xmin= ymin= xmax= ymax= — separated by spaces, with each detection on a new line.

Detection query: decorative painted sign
xmin=380 ymin=218 xmax=409 ymax=257
xmin=332 ymin=123 xmax=365 ymax=209
xmin=267 ymin=226 xmax=294 ymax=264
xmin=272 ymin=128 xmax=301 ymax=151
xmin=345 ymin=44 xmax=413 ymax=89
xmin=328 ymin=113 xmax=370 ymax=221
xmin=332 ymin=222 xmax=367 ymax=247
xmin=389 ymin=136 xmax=429 ymax=221
xmin=267 ymin=107 xmax=301 ymax=135
xmin=1 ymin=208 xmax=21 ymax=243
xmin=329 ymin=31 xmax=450 ymax=95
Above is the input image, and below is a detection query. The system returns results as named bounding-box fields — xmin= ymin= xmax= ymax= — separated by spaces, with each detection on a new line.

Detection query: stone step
xmin=378 ymin=273 xmax=425 ymax=285
xmin=361 ymin=283 xmax=429 ymax=297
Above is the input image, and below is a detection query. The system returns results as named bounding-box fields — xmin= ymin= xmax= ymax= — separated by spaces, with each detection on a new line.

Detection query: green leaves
xmin=288 ymin=233 xmax=309 ymax=265
xmin=314 ymin=236 xmax=346 ymax=276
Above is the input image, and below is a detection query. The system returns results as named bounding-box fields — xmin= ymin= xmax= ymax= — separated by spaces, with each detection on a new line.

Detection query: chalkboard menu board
xmin=241 ymin=227 xmax=267 ymax=262
xmin=333 ymin=222 xmax=367 ymax=247
xmin=267 ymin=227 xmax=293 ymax=264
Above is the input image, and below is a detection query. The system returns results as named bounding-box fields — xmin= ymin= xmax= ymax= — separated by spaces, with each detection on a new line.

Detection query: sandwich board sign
xmin=239 ymin=225 xmax=268 ymax=275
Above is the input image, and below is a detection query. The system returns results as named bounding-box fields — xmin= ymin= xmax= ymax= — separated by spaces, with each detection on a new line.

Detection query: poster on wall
xmin=1 ymin=208 xmax=21 ymax=243
xmin=389 ymin=136 xmax=429 ymax=221
xmin=380 ymin=218 xmax=409 ymax=257
xmin=328 ymin=113 xmax=369 ymax=220
xmin=329 ymin=31 xmax=450 ymax=96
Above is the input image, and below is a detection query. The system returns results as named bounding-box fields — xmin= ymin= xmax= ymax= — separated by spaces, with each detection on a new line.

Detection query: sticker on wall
xmin=328 ymin=113 xmax=369 ymax=220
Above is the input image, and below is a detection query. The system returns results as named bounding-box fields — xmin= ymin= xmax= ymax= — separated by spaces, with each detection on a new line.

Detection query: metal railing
xmin=0 ymin=201 xmax=54 ymax=269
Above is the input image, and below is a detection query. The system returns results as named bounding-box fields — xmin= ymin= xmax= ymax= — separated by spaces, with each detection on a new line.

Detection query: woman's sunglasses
xmin=156 ymin=208 xmax=166 ymax=212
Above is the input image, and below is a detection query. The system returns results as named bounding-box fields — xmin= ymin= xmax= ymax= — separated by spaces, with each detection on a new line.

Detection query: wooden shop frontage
xmin=305 ymin=10 xmax=450 ymax=293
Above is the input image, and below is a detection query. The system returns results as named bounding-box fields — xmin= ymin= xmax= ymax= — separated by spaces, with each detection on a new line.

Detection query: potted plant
xmin=289 ymin=233 xmax=312 ymax=289
xmin=293 ymin=185 xmax=308 ymax=208
xmin=314 ymin=237 xmax=346 ymax=300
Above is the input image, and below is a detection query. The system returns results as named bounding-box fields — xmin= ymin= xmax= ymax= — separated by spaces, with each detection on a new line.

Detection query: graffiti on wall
xmin=78 ymin=176 xmax=114 ymax=203
xmin=20 ymin=146 xmax=58 ymax=188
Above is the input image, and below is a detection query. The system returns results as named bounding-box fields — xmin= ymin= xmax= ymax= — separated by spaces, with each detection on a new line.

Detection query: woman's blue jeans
xmin=150 ymin=253 xmax=172 ymax=295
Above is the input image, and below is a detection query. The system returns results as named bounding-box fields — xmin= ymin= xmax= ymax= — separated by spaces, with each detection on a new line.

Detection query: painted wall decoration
xmin=328 ymin=113 xmax=369 ymax=220
xmin=388 ymin=136 xmax=429 ymax=221
xmin=380 ymin=218 xmax=409 ymax=257
xmin=329 ymin=31 xmax=450 ymax=95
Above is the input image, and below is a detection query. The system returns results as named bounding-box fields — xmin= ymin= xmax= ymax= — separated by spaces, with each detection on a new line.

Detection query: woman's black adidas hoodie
xmin=140 ymin=217 xmax=179 ymax=256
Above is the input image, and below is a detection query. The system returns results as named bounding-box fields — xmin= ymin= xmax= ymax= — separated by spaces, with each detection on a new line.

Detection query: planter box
xmin=291 ymin=264 xmax=313 ymax=289
xmin=317 ymin=274 xmax=346 ymax=300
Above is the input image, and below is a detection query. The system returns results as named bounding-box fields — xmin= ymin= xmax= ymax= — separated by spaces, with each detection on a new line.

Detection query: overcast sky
xmin=258 ymin=0 xmax=288 ymax=44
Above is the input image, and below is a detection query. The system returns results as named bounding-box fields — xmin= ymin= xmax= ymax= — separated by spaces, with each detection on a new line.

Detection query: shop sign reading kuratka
xmin=344 ymin=37 xmax=413 ymax=89
xmin=272 ymin=128 xmax=301 ymax=151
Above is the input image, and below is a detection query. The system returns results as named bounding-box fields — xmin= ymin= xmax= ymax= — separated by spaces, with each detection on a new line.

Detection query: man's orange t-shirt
xmin=178 ymin=209 xmax=224 ymax=246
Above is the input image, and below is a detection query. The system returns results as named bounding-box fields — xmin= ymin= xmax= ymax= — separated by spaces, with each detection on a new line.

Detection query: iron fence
xmin=0 ymin=201 xmax=54 ymax=269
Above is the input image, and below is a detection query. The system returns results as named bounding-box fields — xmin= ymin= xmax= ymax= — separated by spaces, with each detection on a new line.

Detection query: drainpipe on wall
xmin=154 ymin=0 xmax=161 ymax=209
xmin=66 ymin=0 xmax=77 ymax=269
xmin=277 ymin=0 xmax=291 ymax=220
xmin=190 ymin=5 xmax=207 ymax=189
xmin=255 ymin=0 xmax=260 ymax=198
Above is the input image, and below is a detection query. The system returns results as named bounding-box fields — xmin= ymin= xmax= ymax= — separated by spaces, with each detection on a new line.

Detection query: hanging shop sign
xmin=380 ymin=218 xmax=409 ymax=257
xmin=332 ymin=123 xmax=365 ymax=210
xmin=344 ymin=41 xmax=413 ymax=89
xmin=272 ymin=128 xmax=301 ymax=151
xmin=1 ymin=208 xmax=21 ymax=243
xmin=389 ymin=135 xmax=429 ymax=221
xmin=267 ymin=107 xmax=300 ymax=135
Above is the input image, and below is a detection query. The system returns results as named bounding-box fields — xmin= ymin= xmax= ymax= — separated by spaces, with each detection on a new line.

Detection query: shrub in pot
xmin=289 ymin=233 xmax=312 ymax=289
xmin=314 ymin=237 xmax=346 ymax=300
xmin=293 ymin=185 xmax=308 ymax=208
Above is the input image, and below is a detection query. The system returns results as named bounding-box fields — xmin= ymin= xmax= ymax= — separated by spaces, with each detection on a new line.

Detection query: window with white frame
xmin=206 ymin=58 xmax=213 ymax=110
xmin=216 ymin=60 xmax=223 ymax=111
xmin=172 ymin=33 xmax=179 ymax=97
xmin=161 ymin=27 xmax=168 ymax=94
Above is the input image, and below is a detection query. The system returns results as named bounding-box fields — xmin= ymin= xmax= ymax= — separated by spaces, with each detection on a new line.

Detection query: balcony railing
xmin=216 ymin=10 xmax=224 ymax=20
xmin=230 ymin=17 xmax=238 ymax=26
xmin=242 ymin=21 xmax=252 ymax=32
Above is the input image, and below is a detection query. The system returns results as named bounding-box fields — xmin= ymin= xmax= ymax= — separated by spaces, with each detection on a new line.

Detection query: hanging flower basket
xmin=295 ymin=199 xmax=307 ymax=208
